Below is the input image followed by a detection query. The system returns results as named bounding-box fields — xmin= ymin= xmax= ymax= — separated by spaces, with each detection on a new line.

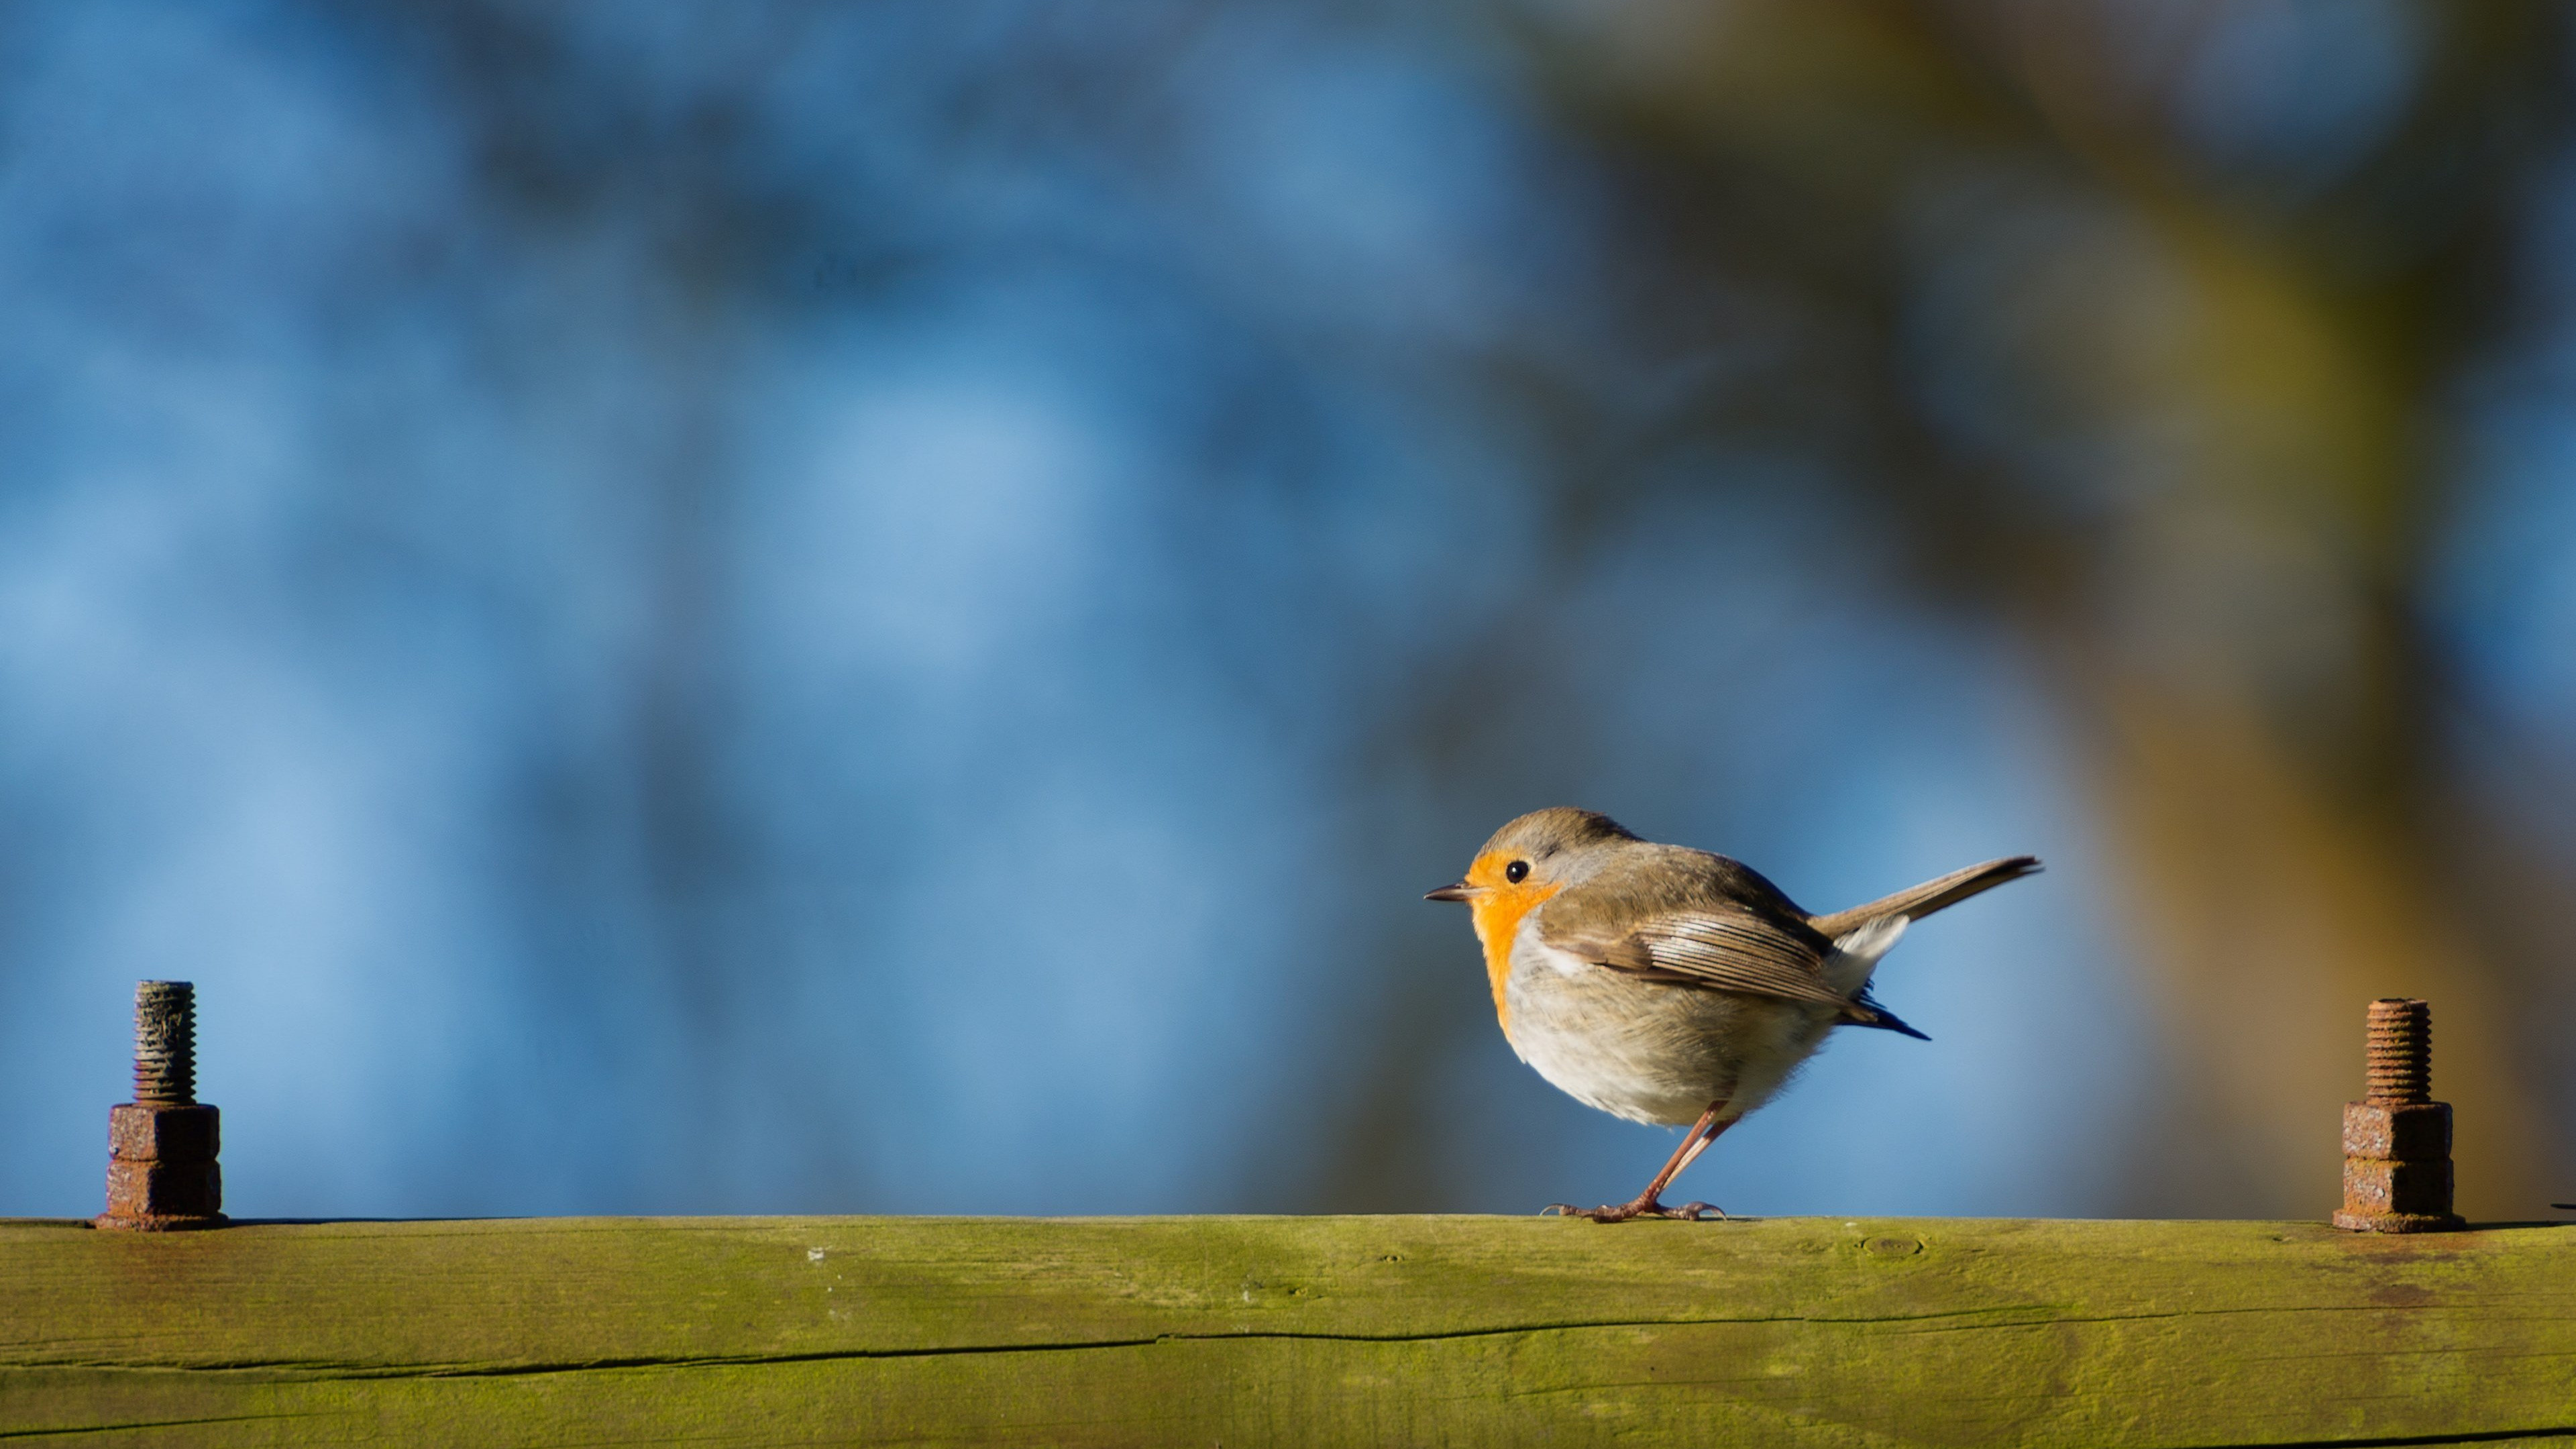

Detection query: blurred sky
xmin=3 ymin=1 xmax=2573 ymax=1221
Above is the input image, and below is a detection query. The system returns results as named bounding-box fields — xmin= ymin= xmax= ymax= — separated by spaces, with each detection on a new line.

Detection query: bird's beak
xmin=1424 ymin=882 xmax=1474 ymax=902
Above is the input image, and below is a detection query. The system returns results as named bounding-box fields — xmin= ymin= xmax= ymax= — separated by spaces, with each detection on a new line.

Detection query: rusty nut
xmin=103 ymin=1159 xmax=223 ymax=1220
xmin=2341 ymin=1102 xmax=2449 ymax=1162
xmin=109 ymin=1103 xmax=219 ymax=1163
xmin=2340 ymin=1157 xmax=2455 ymax=1217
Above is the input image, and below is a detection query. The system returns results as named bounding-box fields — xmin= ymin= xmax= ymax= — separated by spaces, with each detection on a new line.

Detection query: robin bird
xmin=1427 ymin=807 xmax=2039 ymax=1222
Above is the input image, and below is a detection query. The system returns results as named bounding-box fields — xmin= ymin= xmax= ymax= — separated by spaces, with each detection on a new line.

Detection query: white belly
xmin=1503 ymin=930 xmax=1839 ymax=1126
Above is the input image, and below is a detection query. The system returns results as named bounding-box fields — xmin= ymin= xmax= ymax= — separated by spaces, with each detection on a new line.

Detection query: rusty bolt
xmin=132 ymin=979 xmax=197 ymax=1103
xmin=2332 ymin=998 xmax=2461 ymax=1234
xmin=95 ymin=981 xmax=225 ymax=1232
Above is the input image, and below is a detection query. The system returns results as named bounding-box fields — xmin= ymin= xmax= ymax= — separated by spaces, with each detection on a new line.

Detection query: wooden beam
xmin=5 ymin=1214 xmax=2572 ymax=1446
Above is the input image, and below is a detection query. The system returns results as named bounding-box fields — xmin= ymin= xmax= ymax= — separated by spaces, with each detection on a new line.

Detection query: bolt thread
xmin=2364 ymin=997 xmax=2430 ymax=1105
xmin=133 ymin=981 xmax=195 ymax=1104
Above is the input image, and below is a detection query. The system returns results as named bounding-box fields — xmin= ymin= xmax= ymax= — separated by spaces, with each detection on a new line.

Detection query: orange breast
xmin=1468 ymin=881 xmax=1560 ymax=1040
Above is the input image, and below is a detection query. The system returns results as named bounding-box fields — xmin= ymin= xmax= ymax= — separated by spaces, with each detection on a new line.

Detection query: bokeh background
xmin=5 ymin=0 xmax=2575 ymax=1222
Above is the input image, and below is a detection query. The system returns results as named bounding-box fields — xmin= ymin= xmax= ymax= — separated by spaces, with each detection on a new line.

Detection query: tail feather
xmin=1842 ymin=986 xmax=1930 ymax=1040
xmin=1809 ymin=855 xmax=2041 ymax=941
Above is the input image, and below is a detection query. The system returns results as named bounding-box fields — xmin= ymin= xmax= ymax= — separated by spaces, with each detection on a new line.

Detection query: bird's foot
xmin=1542 ymin=1197 xmax=1725 ymax=1223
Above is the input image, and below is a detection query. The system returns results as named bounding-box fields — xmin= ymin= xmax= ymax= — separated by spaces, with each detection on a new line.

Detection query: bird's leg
xmin=1658 ymin=1111 xmax=1733 ymax=1221
xmin=1546 ymin=1099 xmax=1733 ymax=1222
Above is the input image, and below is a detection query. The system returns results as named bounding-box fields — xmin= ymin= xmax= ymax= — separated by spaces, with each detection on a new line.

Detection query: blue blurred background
xmin=5 ymin=1 xmax=2573 ymax=1222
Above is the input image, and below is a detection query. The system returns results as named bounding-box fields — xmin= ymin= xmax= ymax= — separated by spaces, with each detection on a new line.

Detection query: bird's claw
xmin=1542 ymin=1197 xmax=1726 ymax=1223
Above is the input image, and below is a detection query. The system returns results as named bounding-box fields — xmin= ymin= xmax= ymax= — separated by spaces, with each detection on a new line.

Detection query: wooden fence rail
xmin=3 ymin=1214 xmax=2571 ymax=1446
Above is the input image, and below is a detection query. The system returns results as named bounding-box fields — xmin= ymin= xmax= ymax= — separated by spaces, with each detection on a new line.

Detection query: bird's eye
xmin=1505 ymin=860 xmax=1529 ymax=883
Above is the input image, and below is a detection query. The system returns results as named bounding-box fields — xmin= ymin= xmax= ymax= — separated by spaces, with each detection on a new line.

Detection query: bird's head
xmin=1424 ymin=807 xmax=1639 ymax=918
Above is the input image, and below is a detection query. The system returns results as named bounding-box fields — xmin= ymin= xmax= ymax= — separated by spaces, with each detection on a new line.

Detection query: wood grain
xmin=4 ymin=1214 xmax=2572 ymax=1446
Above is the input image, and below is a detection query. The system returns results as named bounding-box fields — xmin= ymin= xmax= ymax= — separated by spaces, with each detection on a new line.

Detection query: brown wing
xmin=1544 ymin=910 xmax=1850 ymax=1010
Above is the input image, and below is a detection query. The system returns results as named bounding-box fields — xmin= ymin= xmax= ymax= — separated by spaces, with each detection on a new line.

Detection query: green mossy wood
xmin=3 ymin=1215 xmax=2572 ymax=1446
